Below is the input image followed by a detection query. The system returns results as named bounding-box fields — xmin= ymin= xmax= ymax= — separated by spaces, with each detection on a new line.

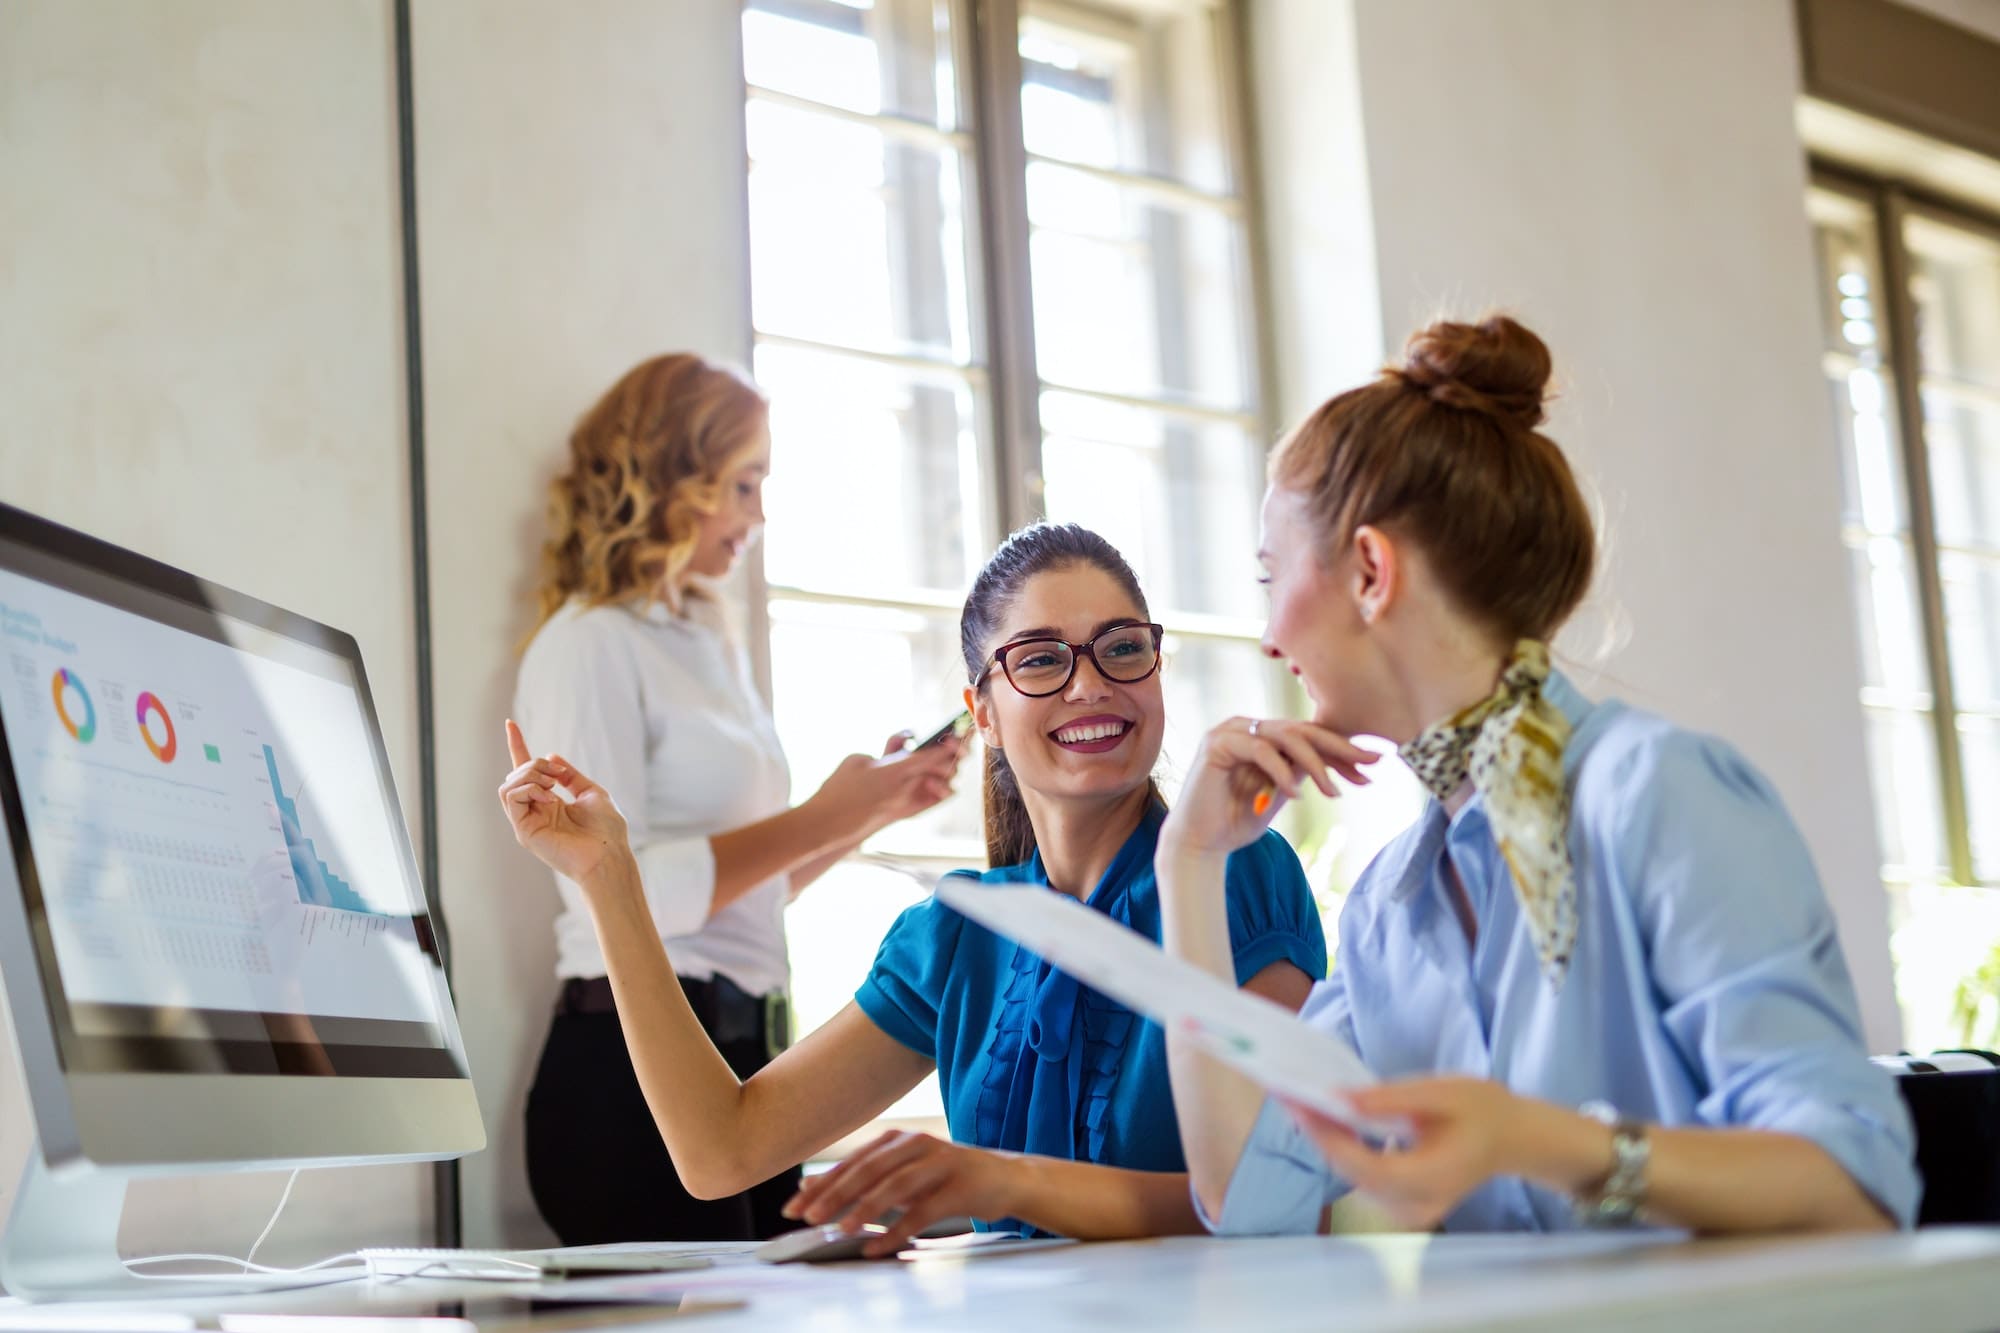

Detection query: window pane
xmin=785 ymin=858 xmax=945 ymax=1118
xmin=1939 ymin=550 xmax=2000 ymax=716
xmin=1811 ymin=194 xmax=1905 ymax=536
xmin=768 ymin=599 xmax=983 ymax=856
xmin=1812 ymin=188 xmax=1944 ymax=888
xmin=1809 ymin=190 xmax=1892 ymax=362
xmin=1026 ymin=172 xmax=1248 ymax=409
xmin=1907 ymin=214 xmax=2000 ymax=394
xmin=1924 ymin=389 xmax=2000 ymax=553
xmin=744 ymin=0 xmax=962 ymax=130
xmin=758 ymin=343 xmax=988 ymax=596
xmin=747 ymin=102 xmax=974 ymax=362
xmin=1017 ymin=1 xmax=1230 ymax=194
xmin=1847 ymin=537 xmax=1931 ymax=704
xmin=1887 ymin=882 xmax=2000 ymax=1050
xmin=1039 ymin=390 xmax=1264 ymax=620
xmin=1863 ymin=706 xmax=1948 ymax=881
xmin=1958 ymin=715 xmax=2000 ymax=882
xmin=1829 ymin=367 xmax=1907 ymax=536
xmin=1157 ymin=635 xmax=1279 ymax=793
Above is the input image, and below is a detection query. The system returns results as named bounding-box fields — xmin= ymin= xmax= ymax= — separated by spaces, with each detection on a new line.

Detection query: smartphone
xmin=911 ymin=709 xmax=972 ymax=751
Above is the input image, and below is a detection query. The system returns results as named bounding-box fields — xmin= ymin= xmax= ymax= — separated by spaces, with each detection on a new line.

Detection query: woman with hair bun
xmin=500 ymin=521 xmax=1338 ymax=1253
xmin=1159 ymin=315 xmax=1920 ymax=1236
xmin=514 ymin=353 xmax=963 ymax=1244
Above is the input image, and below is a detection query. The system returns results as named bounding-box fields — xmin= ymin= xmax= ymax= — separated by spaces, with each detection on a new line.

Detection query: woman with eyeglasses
xmin=1157 ymin=315 xmax=1918 ymax=1236
xmin=499 ymin=523 xmax=1344 ymax=1252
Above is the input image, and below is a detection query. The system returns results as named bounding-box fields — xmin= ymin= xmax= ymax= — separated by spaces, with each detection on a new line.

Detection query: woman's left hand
xmin=1280 ymin=1077 xmax=1540 ymax=1231
xmin=780 ymin=1130 xmax=1017 ymax=1257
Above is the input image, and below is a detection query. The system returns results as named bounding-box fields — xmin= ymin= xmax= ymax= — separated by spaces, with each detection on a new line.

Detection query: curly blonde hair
xmin=530 ymin=353 xmax=769 ymax=633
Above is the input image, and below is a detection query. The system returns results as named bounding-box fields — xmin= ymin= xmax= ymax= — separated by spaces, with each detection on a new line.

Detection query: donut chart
xmin=135 ymin=691 xmax=177 ymax=763
xmin=50 ymin=669 xmax=96 ymax=743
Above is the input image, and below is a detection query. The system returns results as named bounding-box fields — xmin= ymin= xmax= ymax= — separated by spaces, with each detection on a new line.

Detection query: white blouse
xmin=512 ymin=595 xmax=794 ymax=995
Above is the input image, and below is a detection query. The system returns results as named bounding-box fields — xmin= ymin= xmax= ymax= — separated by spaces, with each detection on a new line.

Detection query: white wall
xmin=411 ymin=0 xmax=754 ymax=1248
xmin=0 ymin=0 xmax=432 ymax=1266
xmin=0 ymin=0 xmax=760 ymax=1262
xmin=1247 ymin=0 xmax=1383 ymax=420
xmin=1251 ymin=0 xmax=1901 ymax=1049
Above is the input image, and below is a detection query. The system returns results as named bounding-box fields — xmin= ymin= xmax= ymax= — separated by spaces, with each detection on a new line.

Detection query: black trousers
xmin=524 ymin=976 xmax=802 ymax=1245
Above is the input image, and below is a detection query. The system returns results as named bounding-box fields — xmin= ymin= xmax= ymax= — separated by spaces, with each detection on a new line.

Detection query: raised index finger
xmin=505 ymin=718 xmax=533 ymax=768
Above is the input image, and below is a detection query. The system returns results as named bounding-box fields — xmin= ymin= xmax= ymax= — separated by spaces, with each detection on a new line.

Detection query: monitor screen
xmin=0 ymin=514 xmax=464 ymax=1082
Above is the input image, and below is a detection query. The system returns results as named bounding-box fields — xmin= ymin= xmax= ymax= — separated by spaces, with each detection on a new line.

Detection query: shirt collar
xmin=1022 ymin=798 xmax=1166 ymax=910
xmin=629 ymin=592 xmax=722 ymax=635
xmin=1386 ymin=669 xmax=1595 ymax=903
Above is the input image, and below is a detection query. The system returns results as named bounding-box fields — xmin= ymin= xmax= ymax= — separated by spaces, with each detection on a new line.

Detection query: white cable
xmin=123 ymin=1256 xmax=368 ymax=1288
xmin=243 ymin=1168 xmax=301 ymax=1270
xmin=121 ymin=1167 xmax=359 ymax=1284
xmin=123 ymin=1251 xmax=362 ymax=1276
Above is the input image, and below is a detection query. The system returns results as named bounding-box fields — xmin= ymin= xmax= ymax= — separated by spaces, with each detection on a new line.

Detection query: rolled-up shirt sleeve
xmin=514 ymin=615 xmax=715 ymax=939
xmin=630 ymin=835 xmax=718 ymax=939
xmin=1195 ymin=972 xmax=1357 ymax=1235
xmin=1618 ymin=732 xmax=1921 ymax=1228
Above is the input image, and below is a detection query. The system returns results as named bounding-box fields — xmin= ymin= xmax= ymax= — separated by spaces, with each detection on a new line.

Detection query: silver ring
xmin=1248 ymin=719 xmax=1261 ymax=738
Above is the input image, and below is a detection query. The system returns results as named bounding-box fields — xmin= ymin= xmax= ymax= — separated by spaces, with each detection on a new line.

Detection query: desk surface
xmin=7 ymin=1229 xmax=2000 ymax=1331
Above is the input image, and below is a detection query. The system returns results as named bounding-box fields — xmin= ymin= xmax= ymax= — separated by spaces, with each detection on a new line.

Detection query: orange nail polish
xmin=1252 ymin=790 xmax=1272 ymax=816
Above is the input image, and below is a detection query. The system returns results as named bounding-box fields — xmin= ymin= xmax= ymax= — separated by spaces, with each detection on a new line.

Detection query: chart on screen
xmin=0 ymin=568 xmax=437 ymax=1025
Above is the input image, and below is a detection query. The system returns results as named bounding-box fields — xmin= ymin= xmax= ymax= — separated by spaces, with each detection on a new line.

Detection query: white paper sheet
xmin=935 ymin=880 xmax=1402 ymax=1137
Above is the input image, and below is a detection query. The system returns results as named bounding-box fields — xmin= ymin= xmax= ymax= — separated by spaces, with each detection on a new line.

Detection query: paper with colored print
xmin=935 ymin=880 xmax=1400 ymax=1138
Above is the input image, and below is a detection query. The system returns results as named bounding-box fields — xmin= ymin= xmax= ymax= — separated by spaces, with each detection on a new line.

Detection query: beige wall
xmin=411 ymin=0 xmax=754 ymax=1248
xmin=1 ymin=0 xmax=762 ymax=1261
xmin=1253 ymin=0 xmax=1902 ymax=1049
xmin=0 ymin=0 xmax=430 ymax=1265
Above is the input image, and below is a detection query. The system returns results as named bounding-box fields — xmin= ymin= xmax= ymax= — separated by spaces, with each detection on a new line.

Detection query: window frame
xmin=735 ymin=0 xmax=1285 ymax=1135
xmin=741 ymin=0 xmax=1284 ymax=869
xmin=1812 ymin=157 xmax=2000 ymax=887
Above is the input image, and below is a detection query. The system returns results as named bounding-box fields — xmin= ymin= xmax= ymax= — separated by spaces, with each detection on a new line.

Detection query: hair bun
xmin=1395 ymin=315 xmax=1551 ymax=430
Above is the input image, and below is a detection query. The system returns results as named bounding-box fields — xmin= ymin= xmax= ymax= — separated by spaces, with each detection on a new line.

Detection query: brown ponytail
xmin=961 ymin=523 xmax=1160 ymax=868
xmin=1269 ymin=314 xmax=1595 ymax=644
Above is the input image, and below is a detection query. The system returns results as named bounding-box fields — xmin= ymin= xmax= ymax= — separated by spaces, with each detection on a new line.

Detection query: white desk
xmin=6 ymin=1229 xmax=2000 ymax=1331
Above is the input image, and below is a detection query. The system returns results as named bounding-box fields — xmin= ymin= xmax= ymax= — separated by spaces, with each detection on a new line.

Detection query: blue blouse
xmin=1208 ymin=673 xmax=1921 ymax=1234
xmin=857 ymin=803 xmax=1328 ymax=1232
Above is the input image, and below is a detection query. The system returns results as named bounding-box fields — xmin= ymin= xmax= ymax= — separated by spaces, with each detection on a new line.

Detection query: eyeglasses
xmin=973 ymin=623 xmax=1164 ymax=698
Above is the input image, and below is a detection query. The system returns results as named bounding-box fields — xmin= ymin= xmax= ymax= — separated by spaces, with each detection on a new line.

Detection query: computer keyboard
xmin=357 ymin=1244 xmax=745 ymax=1281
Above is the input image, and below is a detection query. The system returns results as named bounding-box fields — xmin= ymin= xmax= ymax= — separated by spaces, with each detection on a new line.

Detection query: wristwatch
xmin=1575 ymin=1100 xmax=1649 ymax=1227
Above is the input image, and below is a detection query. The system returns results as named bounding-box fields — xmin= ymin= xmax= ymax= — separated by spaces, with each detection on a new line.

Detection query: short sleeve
xmin=514 ymin=611 xmax=716 ymax=938
xmin=1602 ymin=730 xmax=1921 ymax=1228
xmin=1222 ymin=830 xmax=1330 ymax=985
xmin=1196 ymin=972 xmax=1355 ymax=1235
xmin=853 ymin=885 xmax=970 ymax=1061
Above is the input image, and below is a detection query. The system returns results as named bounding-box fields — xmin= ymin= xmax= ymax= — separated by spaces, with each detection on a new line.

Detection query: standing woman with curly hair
xmin=515 ymin=354 xmax=963 ymax=1245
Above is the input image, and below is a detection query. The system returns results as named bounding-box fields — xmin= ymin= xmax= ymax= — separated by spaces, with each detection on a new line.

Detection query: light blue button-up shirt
xmin=1209 ymin=673 xmax=1920 ymax=1234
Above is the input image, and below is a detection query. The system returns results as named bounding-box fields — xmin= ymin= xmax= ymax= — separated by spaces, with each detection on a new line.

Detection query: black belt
xmin=559 ymin=974 xmax=792 ymax=1057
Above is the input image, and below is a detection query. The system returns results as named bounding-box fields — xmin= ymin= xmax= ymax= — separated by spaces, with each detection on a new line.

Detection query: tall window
xmin=741 ymin=0 xmax=1282 ymax=1133
xmin=1809 ymin=170 xmax=2000 ymax=1049
xmin=1015 ymin=1 xmax=1278 ymax=796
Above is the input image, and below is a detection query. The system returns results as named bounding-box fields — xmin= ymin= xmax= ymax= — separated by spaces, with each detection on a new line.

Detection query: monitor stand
xmin=1 ymin=1142 xmax=292 ymax=1302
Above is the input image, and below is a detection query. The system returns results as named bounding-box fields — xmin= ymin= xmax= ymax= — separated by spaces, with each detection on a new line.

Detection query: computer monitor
xmin=0 ymin=501 xmax=483 ymax=1301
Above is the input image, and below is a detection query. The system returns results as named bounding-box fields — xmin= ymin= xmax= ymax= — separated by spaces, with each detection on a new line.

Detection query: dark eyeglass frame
xmin=972 ymin=623 xmax=1165 ymax=698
